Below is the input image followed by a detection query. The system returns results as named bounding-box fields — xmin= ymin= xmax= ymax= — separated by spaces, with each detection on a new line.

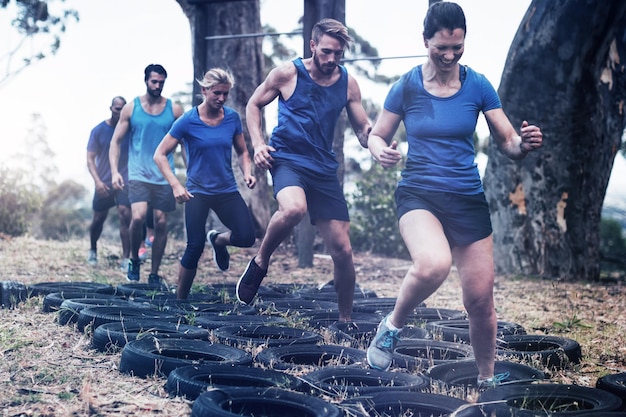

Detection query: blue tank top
xmin=128 ymin=97 xmax=175 ymax=184
xmin=269 ymin=58 xmax=348 ymax=176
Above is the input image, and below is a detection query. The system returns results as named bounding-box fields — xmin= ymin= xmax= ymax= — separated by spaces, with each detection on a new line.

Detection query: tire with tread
xmin=496 ymin=334 xmax=582 ymax=369
xmin=426 ymin=319 xmax=526 ymax=343
xmin=166 ymin=364 xmax=303 ymax=400
xmin=302 ymin=366 xmax=429 ymax=396
xmin=478 ymin=383 xmax=623 ymax=416
xmin=76 ymin=305 xmax=180 ymax=332
xmin=392 ymin=339 xmax=474 ymax=371
xmin=341 ymin=390 xmax=472 ymax=417
xmin=119 ymin=338 xmax=252 ymax=378
xmin=213 ymin=325 xmax=323 ymax=347
xmin=255 ymin=344 xmax=367 ymax=371
xmin=92 ymin=319 xmax=210 ymax=352
xmin=191 ymin=387 xmax=342 ymax=417
xmin=427 ymin=359 xmax=546 ymax=388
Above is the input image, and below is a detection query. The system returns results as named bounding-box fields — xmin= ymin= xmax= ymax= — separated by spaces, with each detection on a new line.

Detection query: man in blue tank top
xmin=237 ymin=18 xmax=372 ymax=321
xmin=109 ymin=64 xmax=183 ymax=284
xmin=86 ymin=96 xmax=131 ymax=269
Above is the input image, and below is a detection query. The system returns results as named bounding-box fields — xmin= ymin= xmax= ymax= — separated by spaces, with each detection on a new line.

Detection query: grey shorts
xmin=128 ymin=180 xmax=176 ymax=213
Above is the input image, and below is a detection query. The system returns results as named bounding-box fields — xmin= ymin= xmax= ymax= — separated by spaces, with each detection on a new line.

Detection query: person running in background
xmin=238 ymin=18 xmax=372 ymax=321
xmin=110 ymin=63 xmax=183 ymax=284
xmin=86 ymin=96 xmax=131 ymax=270
xmin=365 ymin=2 xmax=542 ymax=388
xmin=155 ymin=68 xmax=256 ymax=299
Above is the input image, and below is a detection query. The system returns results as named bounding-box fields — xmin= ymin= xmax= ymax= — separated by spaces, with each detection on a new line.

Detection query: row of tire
xmin=9 ymin=279 xmax=626 ymax=416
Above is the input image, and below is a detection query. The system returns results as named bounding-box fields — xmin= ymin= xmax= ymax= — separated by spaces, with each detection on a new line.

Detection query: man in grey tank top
xmin=238 ymin=19 xmax=372 ymax=321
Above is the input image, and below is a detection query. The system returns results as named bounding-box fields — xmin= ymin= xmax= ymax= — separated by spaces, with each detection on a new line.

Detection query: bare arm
xmin=87 ymin=151 xmax=109 ymax=196
xmin=245 ymin=63 xmax=295 ymax=170
xmin=233 ymin=132 xmax=256 ymax=189
xmin=154 ymin=134 xmax=192 ymax=203
xmin=484 ymin=108 xmax=543 ymax=160
xmin=109 ymin=101 xmax=133 ymax=190
xmin=368 ymin=108 xmax=403 ymax=168
xmin=345 ymin=75 xmax=372 ymax=148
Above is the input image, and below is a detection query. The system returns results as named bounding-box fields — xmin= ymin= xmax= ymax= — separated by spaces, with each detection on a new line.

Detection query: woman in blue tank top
xmin=365 ymin=2 xmax=543 ymax=388
xmin=154 ymin=68 xmax=256 ymax=300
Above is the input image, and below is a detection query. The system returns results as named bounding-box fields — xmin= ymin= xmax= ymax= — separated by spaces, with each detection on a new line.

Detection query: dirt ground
xmin=0 ymin=236 xmax=624 ymax=416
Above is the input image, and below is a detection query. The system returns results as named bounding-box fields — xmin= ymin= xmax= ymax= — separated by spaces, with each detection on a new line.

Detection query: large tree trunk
xmin=175 ymin=0 xmax=271 ymax=236
xmin=483 ymin=0 xmax=626 ymax=281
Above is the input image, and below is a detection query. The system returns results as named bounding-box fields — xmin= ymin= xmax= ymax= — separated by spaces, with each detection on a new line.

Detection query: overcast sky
xmin=11 ymin=0 xmax=622 ymax=197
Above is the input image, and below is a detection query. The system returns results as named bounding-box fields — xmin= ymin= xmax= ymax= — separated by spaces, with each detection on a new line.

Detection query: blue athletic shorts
xmin=271 ymin=163 xmax=349 ymax=225
xmin=394 ymin=186 xmax=492 ymax=247
xmin=92 ymin=185 xmax=130 ymax=211
xmin=128 ymin=180 xmax=176 ymax=213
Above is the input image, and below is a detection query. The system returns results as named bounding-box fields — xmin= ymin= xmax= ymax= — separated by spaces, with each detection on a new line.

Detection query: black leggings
xmin=180 ymin=192 xmax=255 ymax=269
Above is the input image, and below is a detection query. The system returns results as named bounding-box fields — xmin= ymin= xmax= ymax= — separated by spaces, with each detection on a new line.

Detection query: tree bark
xmin=175 ymin=0 xmax=271 ymax=237
xmin=483 ymin=0 xmax=626 ymax=281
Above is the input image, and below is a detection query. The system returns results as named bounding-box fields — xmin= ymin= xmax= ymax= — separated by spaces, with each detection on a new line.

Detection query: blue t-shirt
xmin=168 ymin=106 xmax=242 ymax=196
xmin=269 ymin=57 xmax=348 ymax=176
xmin=128 ymin=97 xmax=176 ymax=184
xmin=385 ymin=64 xmax=501 ymax=194
xmin=86 ymin=120 xmax=129 ymax=184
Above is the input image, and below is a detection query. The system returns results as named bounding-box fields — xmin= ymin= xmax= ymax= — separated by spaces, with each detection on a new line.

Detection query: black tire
xmin=213 ymin=325 xmax=323 ymax=347
xmin=0 ymin=280 xmax=28 ymax=309
xmin=57 ymin=298 xmax=139 ymax=326
xmin=405 ymin=307 xmax=467 ymax=325
xmin=43 ymin=292 xmax=124 ymax=313
xmin=352 ymin=297 xmax=426 ymax=314
xmin=327 ymin=320 xmax=381 ymax=345
xmin=119 ymin=338 xmax=252 ymax=378
xmin=596 ymin=372 xmax=626 ymax=402
xmin=191 ymin=387 xmax=342 ymax=417
xmin=28 ymin=281 xmax=114 ymax=297
xmin=194 ymin=313 xmax=288 ymax=330
xmin=426 ymin=319 xmax=526 ymax=343
xmin=76 ymin=305 xmax=181 ymax=333
xmin=302 ymin=366 xmax=430 ymax=397
xmin=478 ymin=383 xmax=623 ymax=416
xmin=168 ymin=302 xmax=257 ymax=317
xmin=427 ymin=359 xmax=546 ymax=388
xmin=92 ymin=319 xmax=210 ymax=353
xmin=392 ymin=339 xmax=474 ymax=371
xmin=496 ymin=334 xmax=583 ymax=369
xmin=133 ymin=292 xmax=221 ymax=308
xmin=255 ymin=344 xmax=367 ymax=371
xmin=113 ymin=283 xmax=170 ymax=298
xmin=256 ymin=299 xmax=338 ymax=314
xmin=166 ymin=364 xmax=303 ymax=400
xmin=303 ymin=311 xmax=381 ymax=330
xmin=341 ymin=390 xmax=471 ymax=417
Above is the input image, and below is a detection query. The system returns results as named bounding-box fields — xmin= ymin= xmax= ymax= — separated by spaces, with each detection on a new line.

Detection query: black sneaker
xmin=127 ymin=259 xmax=140 ymax=282
xmin=207 ymin=230 xmax=230 ymax=271
xmin=236 ymin=257 xmax=267 ymax=304
xmin=148 ymin=273 xmax=163 ymax=285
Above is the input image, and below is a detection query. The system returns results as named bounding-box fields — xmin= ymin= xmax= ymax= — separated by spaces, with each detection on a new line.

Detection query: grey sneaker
xmin=87 ymin=250 xmax=97 ymax=266
xmin=367 ymin=315 xmax=402 ymax=371
xmin=236 ymin=257 xmax=267 ymax=304
xmin=477 ymin=372 xmax=511 ymax=390
xmin=127 ymin=259 xmax=140 ymax=282
xmin=207 ymin=230 xmax=229 ymax=271
xmin=120 ymin=258 xmax=130 ymax=272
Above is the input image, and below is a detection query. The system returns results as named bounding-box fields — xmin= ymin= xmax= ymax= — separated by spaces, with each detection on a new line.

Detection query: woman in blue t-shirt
xmin=154 ymin=68 xmax=256 ymax=300
xmin=365 ymin=2 xmax=543 ymax=388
